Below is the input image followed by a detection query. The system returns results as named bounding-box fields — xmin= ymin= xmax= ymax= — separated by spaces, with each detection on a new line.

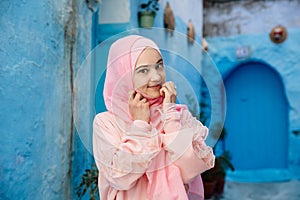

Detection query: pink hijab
xmin=103 ymin=35 xmax=204 ymax=199
xmin=103 ymin=35 xmax=163 ymax=123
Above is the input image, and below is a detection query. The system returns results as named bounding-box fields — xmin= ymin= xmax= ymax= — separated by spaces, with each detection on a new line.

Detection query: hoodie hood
xmin=103 ymin=35 xmax=162 ymax=123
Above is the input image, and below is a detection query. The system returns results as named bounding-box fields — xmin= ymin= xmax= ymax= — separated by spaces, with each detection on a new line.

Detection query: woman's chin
xmin=147 ymin=92 xmax=161 ymax=99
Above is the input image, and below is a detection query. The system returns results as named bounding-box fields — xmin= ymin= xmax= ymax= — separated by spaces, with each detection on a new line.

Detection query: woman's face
xmin=133 ymin=48 xmax=166 ymax=98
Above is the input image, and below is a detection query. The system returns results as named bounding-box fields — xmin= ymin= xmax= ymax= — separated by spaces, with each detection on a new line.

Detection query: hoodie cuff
xmin=163 ymin=103 xmax=181 ymax=133
xmin=129 ymin=120 xmax=152 ymax=133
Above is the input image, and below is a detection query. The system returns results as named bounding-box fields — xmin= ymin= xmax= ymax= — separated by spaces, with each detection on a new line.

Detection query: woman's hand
xmin=128 ymin=91 xmax=150 ymax=122
xmin=160 ymin=81 xmax=177 ymax=105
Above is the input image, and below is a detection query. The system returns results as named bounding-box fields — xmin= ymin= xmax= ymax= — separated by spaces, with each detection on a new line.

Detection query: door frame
xmin=223 ymin=61 xmax=291 ymax=182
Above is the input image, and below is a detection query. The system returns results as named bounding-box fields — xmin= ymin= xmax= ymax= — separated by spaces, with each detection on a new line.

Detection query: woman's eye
xmin=138 ymin=68 xmax=148 ymax=73
xmin=156 ymin=63 xmax=164 ymax=69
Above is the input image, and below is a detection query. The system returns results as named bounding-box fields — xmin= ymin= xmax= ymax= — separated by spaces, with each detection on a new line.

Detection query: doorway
xmin=224 ymin=62 xmax=289 ymax=181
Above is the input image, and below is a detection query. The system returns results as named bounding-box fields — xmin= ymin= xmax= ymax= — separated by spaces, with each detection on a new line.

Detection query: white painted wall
xmin=204 ymin=0 xmax=300 ymax=36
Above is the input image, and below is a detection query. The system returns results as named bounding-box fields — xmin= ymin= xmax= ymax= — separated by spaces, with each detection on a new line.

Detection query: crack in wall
xmin=63 ymin=0 xmax=76 ymax=198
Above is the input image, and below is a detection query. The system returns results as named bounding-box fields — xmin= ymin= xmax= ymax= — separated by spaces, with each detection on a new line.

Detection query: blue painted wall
xmin=95 ymin=0 xmax=202 ymax=43
xmin=205 ymin=29 xmax=300 ymax=181
xmin=4 ymin=0 xmax=298 ymax=198
xmin=202 ymin=0 xmax=300 ymax=182
xmin=0 ymin=0 xmax=96 ymax=199
xmin=0 ymin=0 xmax=205 ymax=199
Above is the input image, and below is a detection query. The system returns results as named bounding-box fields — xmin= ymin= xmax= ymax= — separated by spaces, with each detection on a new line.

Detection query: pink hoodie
xmin=93 ymin=35 xmax=215 ymax=200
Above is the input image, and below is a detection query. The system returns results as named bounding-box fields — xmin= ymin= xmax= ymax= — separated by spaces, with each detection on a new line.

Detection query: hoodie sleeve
xmin=93 ymin=112 xmax=161 ymax=190
xmin=161 ymin=103 xmax=215 ymax=183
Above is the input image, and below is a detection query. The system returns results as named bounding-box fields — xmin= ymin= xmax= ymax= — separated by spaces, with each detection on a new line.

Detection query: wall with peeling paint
xmin=0 ymin=0 xmax=205 ymax=199
xmin=204 ymin=0 xmax=300 ymax=37
xmin=205 ymin=30 xmax=300 ymax=180
xmin=202 ymin=0 xmax=300 ymax=181
xmin=0 ymin=0 xmax=97 ymax=199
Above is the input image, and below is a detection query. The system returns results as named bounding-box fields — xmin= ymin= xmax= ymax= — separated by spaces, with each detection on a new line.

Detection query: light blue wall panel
xmin=0 ymin=0 xmax=95 ymax=199
xmin=206 ymin=29 xmax=300 ymax=181
xmin=224 ymin=62 xmax=289 ymax=181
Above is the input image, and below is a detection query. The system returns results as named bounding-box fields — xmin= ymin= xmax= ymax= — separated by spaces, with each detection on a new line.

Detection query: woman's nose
xmin=150 ymin=69 xmax=161 ymax=81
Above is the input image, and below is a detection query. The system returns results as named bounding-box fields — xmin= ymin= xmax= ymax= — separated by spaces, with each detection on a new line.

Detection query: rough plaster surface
xmin=204 ymin=0 xmax=300 ymax=37
xmin=205 ymin=29 xmax=300 ymax=178
xmin=0 ymin=1 xmax=207 ymax=198
xmin=202 ymin=0 xmax=300 ymax=179
xmin=0 ymin=0 xmax=95 ymax=199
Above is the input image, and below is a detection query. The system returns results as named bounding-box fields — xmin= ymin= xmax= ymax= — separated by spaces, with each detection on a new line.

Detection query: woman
xmin=93 ymin=35 xmax=215 ymax=200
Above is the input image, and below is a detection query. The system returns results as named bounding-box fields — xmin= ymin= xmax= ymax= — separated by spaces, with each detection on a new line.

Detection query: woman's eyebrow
xmin=156 ymin=58 xmax=163 ymax=63
xmin=135 ymin=65 xmax=150 ymax=71
xmin=135 ymin=58 xmax=163 ymax=71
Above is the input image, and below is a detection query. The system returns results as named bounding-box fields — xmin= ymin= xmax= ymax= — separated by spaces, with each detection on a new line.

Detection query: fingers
xmin=134 ymin=93 xmax=146 ymax=103
xmin=164 ymin=81 xmax=176 ymax=92
xmin=128 ymin=90 xmax=148 ymax=104
xmin=160 ymin=81 xmax=177 ymax=96
xmin=128 ymin=90 xmax=150 ymax=122
xmin=160 ymin=81 xmax=177 ymax=104
xmin=128 ymin=90 xmax=136 ymax=101
xmin=140 ymin=98 xmax=147 ymax=103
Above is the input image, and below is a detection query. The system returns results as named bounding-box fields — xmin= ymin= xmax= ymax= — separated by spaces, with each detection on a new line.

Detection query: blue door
xmin=224 ymin=62 xmax=288 ymax=178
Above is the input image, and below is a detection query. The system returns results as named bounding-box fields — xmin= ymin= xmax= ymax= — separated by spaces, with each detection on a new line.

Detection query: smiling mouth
xmin=147 ymin=85 xmax=161 ymax=90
